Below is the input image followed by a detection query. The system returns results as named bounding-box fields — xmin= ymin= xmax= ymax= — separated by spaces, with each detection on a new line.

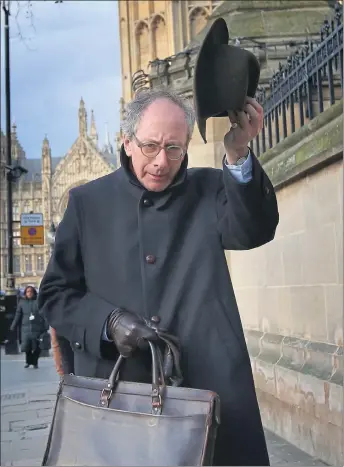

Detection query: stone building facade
xmin=118 ymin=0 xmax=334 ymax=168
xmin=0 ymin=98 xmax=118 ymax=291
xmin=118 ymin=0 xmax=221 ymax=105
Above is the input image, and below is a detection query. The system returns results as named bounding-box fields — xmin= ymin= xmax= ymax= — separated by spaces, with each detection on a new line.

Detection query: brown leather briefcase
xmin=42 ymin=340 xmax=220 ymax=466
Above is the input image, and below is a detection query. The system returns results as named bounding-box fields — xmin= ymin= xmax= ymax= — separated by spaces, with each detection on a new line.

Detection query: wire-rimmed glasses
xmin=134 ymin=136 xmax=185 ymax=161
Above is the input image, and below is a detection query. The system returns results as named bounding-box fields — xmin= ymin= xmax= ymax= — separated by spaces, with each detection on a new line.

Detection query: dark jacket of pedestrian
xmin=38 ymin=89 xmax=279 ymax=466
xmin=11 ymin=286 xmax=48 ymax=367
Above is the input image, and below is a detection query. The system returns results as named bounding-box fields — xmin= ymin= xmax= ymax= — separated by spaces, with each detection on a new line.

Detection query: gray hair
xmin=120 ymin=88 xmax=195 ymax=141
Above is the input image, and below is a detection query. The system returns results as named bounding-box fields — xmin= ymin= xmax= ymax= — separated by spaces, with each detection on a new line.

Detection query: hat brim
xmin=193 ymin=18 xmax=229 ymax=143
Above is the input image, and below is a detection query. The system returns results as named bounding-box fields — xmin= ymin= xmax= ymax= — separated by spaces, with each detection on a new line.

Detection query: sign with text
xmin=20 ymin=213 xmax=44 ymax=245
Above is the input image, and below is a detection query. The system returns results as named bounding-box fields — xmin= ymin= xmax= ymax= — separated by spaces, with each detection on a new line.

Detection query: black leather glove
xmin=107 ymin=308 xmax=158 ymax=357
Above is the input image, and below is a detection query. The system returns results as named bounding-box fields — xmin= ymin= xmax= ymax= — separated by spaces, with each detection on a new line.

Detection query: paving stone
xmin=1 ymin=392 xmax=27 ymax=408
xmin=21 ymin=426 xmax=51 ymax=440
xmin=28 ymin=394 xmax=56 ymax=403
xmin=28 ymin=384 xmax=58 ymax=397
xmin=1 ymin=441 xmax=13 ymax=463
xmin=265 ymin=429 xmax=328 ymax=466
xmin=1 ymin=419 xmax=10 ymax=432
xmin=2 ymin=401 xmax=53 ymax=414
xmin=6 ymin=448 xmax=43 ymax=464
xmin=12 ymin=459 xmax=42 ymax=467
xmin=10 ymin=416 xmax=52 ymax=432
xmin=1 ymin=437 xmax=46 ymax=464
xmin=2 ymin=410 xmax=38 ymax=427
xmin=1 ymin=431 xmax=23 ymax=442
xmin=37 ymin=407 xmax=54 ymax=418
xmin=15 ymin=436 xmax=48 ymax=452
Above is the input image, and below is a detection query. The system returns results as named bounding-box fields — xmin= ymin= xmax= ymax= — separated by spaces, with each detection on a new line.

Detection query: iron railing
xmin=131 ymin=69 xmax=150 ymax=95
xmin=254 ymin=3 xmax=343 ymax=157
xmin=129 ymin=4 xmax=342 ymax=158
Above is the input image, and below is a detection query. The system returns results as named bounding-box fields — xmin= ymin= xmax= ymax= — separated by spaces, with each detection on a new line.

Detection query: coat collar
xmin=118 ymin=144 xmax=188 ymax=207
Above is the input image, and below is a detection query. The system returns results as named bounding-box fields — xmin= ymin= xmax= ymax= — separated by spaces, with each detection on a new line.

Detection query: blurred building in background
xmin=0 ymin=98 xmax=117 ymax=291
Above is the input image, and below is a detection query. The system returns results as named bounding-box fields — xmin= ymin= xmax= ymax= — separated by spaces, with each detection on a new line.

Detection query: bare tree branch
xmin=9 ymin=0 xmax=37 ymax=51
xmin=2 ymin=0 xmax=63 ymax=51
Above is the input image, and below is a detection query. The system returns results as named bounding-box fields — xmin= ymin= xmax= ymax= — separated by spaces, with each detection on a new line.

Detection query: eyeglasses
xmin=134 ymin=135 xmax=185 ymax=161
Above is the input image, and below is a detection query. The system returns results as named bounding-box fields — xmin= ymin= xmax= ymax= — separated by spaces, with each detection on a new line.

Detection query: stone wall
xmin=229 ymin=103 xmax=343 ymax=466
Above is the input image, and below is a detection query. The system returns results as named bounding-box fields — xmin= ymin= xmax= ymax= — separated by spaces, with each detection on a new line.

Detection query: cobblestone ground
xmin=1 ymin=348 xmax=328 ymax=466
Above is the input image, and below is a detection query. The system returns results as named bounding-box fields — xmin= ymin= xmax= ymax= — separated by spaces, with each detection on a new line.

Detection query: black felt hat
xmin=193 ymin=17 xmax=260 ymax=143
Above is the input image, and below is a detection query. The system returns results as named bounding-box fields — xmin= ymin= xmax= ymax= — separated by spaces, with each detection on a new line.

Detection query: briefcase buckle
xmin=100 ymin=386 xmax=113 ymax=408
xmin=152 ymin=388 xmax=162 ymax=415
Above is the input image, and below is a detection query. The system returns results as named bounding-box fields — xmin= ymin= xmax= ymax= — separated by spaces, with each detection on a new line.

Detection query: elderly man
xmin=39 ymin=88 xmax=278 ymax=466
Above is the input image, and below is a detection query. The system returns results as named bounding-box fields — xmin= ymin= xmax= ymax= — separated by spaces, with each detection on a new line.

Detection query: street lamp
xmin=1 ymin=1 xmax=17 ymax=353
xmin=5 ymin=163 xmax=28 ymax=181
xmin=2 ymin=160 xmax=28 ymax=354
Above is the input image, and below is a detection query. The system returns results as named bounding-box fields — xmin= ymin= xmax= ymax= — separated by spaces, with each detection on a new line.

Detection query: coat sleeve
xmin=216 ymin=152 xmax=279 ymax=250
xmin=38 ymin=190 xmax=116 ymax=359
xmin=10 ymin=302 xmax=22 ymax=331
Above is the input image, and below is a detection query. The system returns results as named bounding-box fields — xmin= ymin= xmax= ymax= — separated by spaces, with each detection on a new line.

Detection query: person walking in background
xmin=10 ymin=285 xmax=48 ymax=369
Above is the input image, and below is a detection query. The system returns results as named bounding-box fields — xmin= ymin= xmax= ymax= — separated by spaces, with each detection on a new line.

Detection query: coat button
xmin=145 ymin=255 xmax=156 ymax=264
xmin=151 ymin=316 xmax=160 ymax=324
xmin=143 ymin=198 xmax=153 ymax=207
xmin=264 ymin=186 xmax=270 ymax=196
xmin=74 ymin=342 xmax=81 ymax=349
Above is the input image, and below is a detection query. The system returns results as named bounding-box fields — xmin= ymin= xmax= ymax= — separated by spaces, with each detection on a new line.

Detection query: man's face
xmin=123 ymin=99 xmax=189 ymax=192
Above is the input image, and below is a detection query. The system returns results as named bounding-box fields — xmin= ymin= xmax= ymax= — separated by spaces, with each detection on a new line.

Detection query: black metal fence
xmin=132 ymin=69 xmax=150 ymax=95
xmin=254 ymin=3 xmax=343 ymax=157
xmin=131 ymin=4 xmax=343 ymax=158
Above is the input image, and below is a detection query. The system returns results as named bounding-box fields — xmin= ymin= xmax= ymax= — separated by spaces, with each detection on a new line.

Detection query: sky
xmin=0 ymin=0 xmax=121 ymax=160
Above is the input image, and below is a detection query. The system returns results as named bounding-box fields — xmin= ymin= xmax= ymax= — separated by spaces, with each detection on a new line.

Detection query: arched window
xmin=151 ymin=15 xmax=167 ymax=60
xmin=135 ymin=21 xmax=150 ymax=70
xmin=23 ymin=201 xmax=31 ymax=213
xmin=189 ymin=7 xmax=208 ymax=40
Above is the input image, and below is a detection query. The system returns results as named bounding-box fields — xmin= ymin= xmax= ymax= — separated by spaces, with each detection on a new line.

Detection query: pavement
xmin=1 ymin=348 xmax=329 ymax=467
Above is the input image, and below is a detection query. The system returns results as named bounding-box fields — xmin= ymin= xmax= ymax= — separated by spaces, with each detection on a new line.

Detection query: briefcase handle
xmin=100 ymin=341 xmax=166 ymax=415
xmin=156 ymin=330 xmax=183 ymax=387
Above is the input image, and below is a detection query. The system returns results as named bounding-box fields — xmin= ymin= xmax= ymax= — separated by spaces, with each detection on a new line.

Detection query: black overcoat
xmin=39 ymin=147 xmax=279 ymax=466
xmin=11 ymin=298 xmax=47 ymax=352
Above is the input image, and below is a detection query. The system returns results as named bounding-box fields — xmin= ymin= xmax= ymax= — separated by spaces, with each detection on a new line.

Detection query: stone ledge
xmin=256 ymin=384 xmax=342 ymax=466
xmin=245 ymin=329 xmax=343 ymax=385
xmin=260 ymin=101 xmax=343 ymax=190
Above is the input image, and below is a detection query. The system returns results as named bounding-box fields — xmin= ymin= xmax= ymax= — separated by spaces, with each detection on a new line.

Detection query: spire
xmin=102 ymin=122 xmax=113 ymax=154
xmin=12 ymin=118 xmax=17 ymax=135
xmin=11 ymin=119 xmax=19 ymax=160
xmin=43 ymin=133 xmax=50 ymax=147
xmin=78 ymin=97 xmax=87 ymax=137
xmin=41 ymin=134 xmax=52 ymax=173
xmin=105 ymin=122 xmax=110 ymax=146
xmin=90 ymin=109 xmax=98 ymax=147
